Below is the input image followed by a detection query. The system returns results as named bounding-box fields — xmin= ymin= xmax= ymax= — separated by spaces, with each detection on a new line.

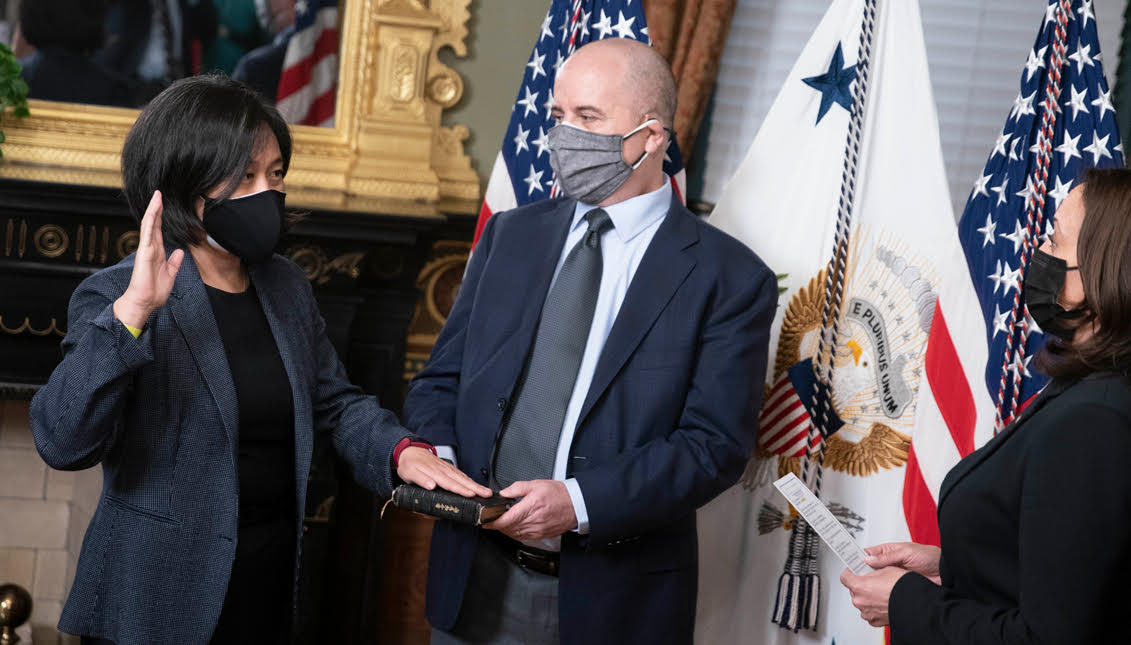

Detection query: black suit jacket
xmin=403 ymin=194 xmax=777 ymax=644
xmin=889 ymin=372 xmax=1131 ymax=644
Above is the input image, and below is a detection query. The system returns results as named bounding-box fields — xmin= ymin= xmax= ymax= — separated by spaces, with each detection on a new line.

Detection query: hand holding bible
xmin=484 ymin=479 xmax=576 ymax=541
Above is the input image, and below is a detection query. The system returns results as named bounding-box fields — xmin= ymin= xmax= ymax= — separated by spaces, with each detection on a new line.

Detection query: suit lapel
xmin=167 ymin=252 xmax=239 ymax=468
xmin=938 ymin=379 xmax=1072 ymax=505
xmin=575 ymin=195 xmax=698 ymax=428
xmin=248 ymin=262 xmax=313 ymax=517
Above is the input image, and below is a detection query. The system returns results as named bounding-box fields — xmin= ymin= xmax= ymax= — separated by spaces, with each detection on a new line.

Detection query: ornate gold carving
xmin=74 ymin=225 xmax=84 ymax=261
xmin=31 ymin=222 xmax=69 ymax=259
xmin=4 ymin=219 xmax=12 ymax=257
xmin=100 ymin=226 xmax=110 ymax=263
xmin=433 ymin=125 xmax=479 ymax=213
xmin=427 ymin=73 xmax=461 ymax=107
xmin=18 ymin=220 xmax=27 ymax=258
xmin=0 ymin=0 xmax=479 ymax=216
xmin=116 ymin=231 xmax=139 ymax=259
xmin=306 ymin=495 xmax=336 ymax=524
xmin=403 ymin=240 xmax=470 ymax=379
xmin=326 ymin=251 xmax=368 ymax=283
xmin=87 ymin=225 xmax=97 ymax=262
xmin=430 ymin=0 xmax=471 ymax=57
xmin=0 ymin=316 xmax=66 ymax=337
xmin=375 ymin=0 xmax=430 ymax=16
xmin=288 ymin=246 xmax=327 ymax=281
xmin=391 ymin=45 xmax=419 ymax=103
xmin=286 ymin=247 xmax=369 ymax=285
xmin=425 ymin=0 xmax=474 ymax=212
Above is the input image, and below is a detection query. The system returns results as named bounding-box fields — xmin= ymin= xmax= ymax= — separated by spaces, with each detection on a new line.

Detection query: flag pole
xmin=773 ymin=0 xmax=880 ymax=633
xmin=993 ymin=0 xmax=1073 ymax=432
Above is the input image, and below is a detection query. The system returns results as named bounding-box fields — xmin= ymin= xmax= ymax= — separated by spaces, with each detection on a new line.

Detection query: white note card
xmin=773 ymin=472 xmax=872 ymax=575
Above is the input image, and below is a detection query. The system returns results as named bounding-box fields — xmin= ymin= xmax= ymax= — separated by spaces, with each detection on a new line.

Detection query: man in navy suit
xmin=404 ymin=38 xmax=777 ymax=645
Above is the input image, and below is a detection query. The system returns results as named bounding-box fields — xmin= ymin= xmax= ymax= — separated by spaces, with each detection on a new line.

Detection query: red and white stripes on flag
xmin=759 ymin=372 xmax=816 ymax=458
xmin=276 ymin=0 xmax=339 ymax=128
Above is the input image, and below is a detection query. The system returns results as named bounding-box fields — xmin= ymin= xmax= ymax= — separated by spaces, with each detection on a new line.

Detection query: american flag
xmin=758 ymin=358 xmax=833 ymax=458
xmin=277 ymin=0 xmax=339 ymax=127
xmin=957 ymin=0 xmax=1123 ymax=429
xmin=473 ymin=0 xmax=687 ymax=247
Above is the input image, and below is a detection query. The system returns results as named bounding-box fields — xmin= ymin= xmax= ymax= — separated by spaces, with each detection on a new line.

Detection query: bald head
xmin=559 ymin=38 xmax=677 ymax=128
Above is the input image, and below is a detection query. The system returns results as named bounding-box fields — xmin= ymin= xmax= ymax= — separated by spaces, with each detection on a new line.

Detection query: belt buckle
xmin=515 ymin=547 xmax=558 ymax=576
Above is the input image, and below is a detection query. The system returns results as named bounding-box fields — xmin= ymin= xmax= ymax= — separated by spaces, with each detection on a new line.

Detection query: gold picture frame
xmin=0 ymin=0 xmax=480 ymax=218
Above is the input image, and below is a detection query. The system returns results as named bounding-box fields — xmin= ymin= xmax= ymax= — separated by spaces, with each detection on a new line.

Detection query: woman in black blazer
xmin=30 ymin=75 xmax=490 ymax=645
xmin=841 ymin=167 xmax=1131 ymax=644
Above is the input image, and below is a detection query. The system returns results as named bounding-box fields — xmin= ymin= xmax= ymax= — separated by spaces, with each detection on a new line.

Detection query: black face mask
xmin=202 ymin=189 xmax=285 ymax=264
xmin=1022 ymin=249 xmax=1084 ymax=339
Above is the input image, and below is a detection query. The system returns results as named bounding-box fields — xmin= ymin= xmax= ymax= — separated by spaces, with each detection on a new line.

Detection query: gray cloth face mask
xmin=547 ymin=119 xmax=657 ymax=205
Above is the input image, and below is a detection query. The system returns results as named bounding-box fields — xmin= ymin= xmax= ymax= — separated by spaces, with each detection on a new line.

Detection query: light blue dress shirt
xmin=438 ymin=178 xmax=672 ymax=550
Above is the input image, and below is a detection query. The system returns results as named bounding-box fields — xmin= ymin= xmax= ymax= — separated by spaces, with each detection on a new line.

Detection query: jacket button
xmin=480 ymin=468 xmax=489 ymax=478
xmin=497 ymin=397 xmax=507 ymax=411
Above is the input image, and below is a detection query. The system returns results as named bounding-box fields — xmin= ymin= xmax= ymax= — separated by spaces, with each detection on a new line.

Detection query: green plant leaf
xmin=0 ymin=43 xmax=29 ymax=157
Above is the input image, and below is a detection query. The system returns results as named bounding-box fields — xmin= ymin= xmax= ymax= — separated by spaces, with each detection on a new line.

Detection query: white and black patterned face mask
xmin=547 ymin=118 xmax=657 ymax=205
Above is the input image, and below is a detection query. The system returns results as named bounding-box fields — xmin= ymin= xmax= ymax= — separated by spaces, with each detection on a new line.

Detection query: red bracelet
xmin=393 ymin=437 xmax=436 ymax=468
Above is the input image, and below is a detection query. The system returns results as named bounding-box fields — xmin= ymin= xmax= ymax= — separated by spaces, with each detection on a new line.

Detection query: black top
xmin=206 ymin=283 xmax=296 ymax=644
xmin=889 ymin=372 xmax=1131 ymax=644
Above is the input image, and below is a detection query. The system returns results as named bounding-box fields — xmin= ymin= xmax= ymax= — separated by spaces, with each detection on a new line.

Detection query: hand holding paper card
xmin=773 ymin=473 xmax=873 ymax=575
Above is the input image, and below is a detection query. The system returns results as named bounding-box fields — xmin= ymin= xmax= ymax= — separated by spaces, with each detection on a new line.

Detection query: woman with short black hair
xmin=30 ymin=75 xmax=490 ymax=645
xmin=120 ymin=72 xmax=295 ymax=250
xmin=840 ymin=167 xmax=1131 ymax=644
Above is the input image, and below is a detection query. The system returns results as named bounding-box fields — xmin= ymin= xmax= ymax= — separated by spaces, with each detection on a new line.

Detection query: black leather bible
xmin=389 ymin=485 xmax=514 ymax=526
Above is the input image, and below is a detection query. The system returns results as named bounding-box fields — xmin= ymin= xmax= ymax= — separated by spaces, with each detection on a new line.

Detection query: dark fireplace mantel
xmin=0 ymin=178 xmax=469 ymax=391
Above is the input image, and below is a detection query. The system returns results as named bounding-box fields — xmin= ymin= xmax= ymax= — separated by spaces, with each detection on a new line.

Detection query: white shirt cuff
xmin=563 ymin=478 xmax=589 ymax=534
xmin=434 ymin=445 xmax=458 ymax=467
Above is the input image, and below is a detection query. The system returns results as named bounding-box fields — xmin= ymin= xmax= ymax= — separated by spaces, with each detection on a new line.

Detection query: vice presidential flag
xmin=472 ymin=0 xmax=686 ymax=248
xmin=696 ymin=0 xmax=992 ymax=642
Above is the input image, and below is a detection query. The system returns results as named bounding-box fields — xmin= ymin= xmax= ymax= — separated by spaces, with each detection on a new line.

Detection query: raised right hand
xmin=113 ymin=190 xmax=184 ymax=329
xmin=864 ymin=542 xmax=942 ymax=584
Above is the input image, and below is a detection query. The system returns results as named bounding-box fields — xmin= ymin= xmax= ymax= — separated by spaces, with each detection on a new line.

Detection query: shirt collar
xmin=570 ymin=177 xmax=672 ymax=244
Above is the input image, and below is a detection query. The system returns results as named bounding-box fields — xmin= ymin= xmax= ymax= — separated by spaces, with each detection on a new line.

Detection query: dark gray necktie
xmin=493 ymin=208 xmax=614 ymax=488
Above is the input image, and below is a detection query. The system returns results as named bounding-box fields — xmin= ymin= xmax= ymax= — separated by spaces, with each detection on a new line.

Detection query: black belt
xmin=484 ymin=531 xmax=560 ymax=577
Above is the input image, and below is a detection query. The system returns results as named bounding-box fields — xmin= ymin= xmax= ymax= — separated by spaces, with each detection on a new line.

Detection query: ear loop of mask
xmin=1053 ymin=264 xmax=1080 ymax=311
xmin=625 ymin=118 xmax=659 ymax=169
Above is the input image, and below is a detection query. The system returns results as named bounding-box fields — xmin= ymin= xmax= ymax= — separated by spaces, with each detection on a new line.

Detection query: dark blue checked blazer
xmin=30 ymin=250 xmax=412 ymax=644
xmin=404 ymin=194 xmax=777 ymax=645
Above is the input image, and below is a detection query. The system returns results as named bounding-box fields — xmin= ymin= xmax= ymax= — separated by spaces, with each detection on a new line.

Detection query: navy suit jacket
xmin=30 ymin=251 xmax=412 ymax=644
xmin=404 ymin=194 xmax=777 ymax=644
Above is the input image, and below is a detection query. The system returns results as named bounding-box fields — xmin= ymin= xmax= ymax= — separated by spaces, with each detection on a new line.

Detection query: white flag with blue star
xmin=697 ymin=0 xmax=992 ymax=641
